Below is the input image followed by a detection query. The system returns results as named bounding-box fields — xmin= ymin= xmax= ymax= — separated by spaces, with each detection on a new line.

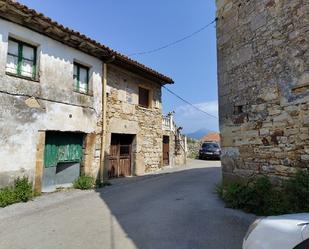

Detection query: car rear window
xmin=202 ymin=143 xmax=219 ymax=149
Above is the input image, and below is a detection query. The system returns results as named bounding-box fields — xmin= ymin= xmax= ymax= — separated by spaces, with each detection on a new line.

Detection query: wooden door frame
xmin=108 ymin=133 xmax=134 ymax=178
xmin=34 ymin=131 xmax=90 ymax=193
xmin=163 ymin=135 xmax=170 ymax=166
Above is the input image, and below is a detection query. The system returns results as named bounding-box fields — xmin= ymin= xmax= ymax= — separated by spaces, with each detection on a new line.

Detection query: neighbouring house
xmin=0 ymin=0 xmax=185 ymax=192
xmin=104 ymin=69 xmax=187 ymax=177
xmin=202 ymin=132 xmax=220 ymax=143
xmin=216 ymin=0 xmax=308 ymax=184
xmin=162 ymin=113 xmax=187 ymax=167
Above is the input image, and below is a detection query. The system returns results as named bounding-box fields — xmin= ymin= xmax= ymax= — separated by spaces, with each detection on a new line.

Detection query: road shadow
xmin=95 ymin=165 xmax=256 ymax=249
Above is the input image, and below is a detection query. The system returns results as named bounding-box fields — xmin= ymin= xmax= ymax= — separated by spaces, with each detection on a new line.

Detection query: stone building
xmin=162 ymin=113 xmax=187 ymax=167
xmin=103 ymin=63 xmax=176 ymax=178
xmin=0 ymin=1 xmax=185 ymax=192
xmin=216 ymin=0 xmax=309 ymax=184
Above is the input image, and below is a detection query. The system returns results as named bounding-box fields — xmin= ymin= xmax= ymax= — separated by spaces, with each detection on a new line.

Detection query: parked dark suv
xmin=199 ymin=142 xmax=221 ymax=160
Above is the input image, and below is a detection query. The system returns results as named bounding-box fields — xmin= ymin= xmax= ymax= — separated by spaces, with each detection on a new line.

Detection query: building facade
xmin=0 ymin=16 xmax=103 ymax=192
xmin=216 ymin=0 xmax=309 ymax=184
xmin=103 ymin=66 xmax=187 ymax=178
xmin=162 ymin=113 xmax=187 ymax=167
xmin=0 ymin=0 xmax=184 ymax=192
xmin=104 ymin=64 xmax=164 ymax=177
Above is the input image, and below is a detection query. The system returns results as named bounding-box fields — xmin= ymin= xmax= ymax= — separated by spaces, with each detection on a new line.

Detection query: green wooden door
xmin=44 ymin=132 xmax=84 ymax=168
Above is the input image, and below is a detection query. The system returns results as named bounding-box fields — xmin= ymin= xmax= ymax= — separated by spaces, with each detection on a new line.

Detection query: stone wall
xmin=187 ymin=140 xmax=201 ymax=159
xmin=104 ymin=65 xmax=163 ymax=175
xmin=216 ymin=0 xmax=309 ymax=184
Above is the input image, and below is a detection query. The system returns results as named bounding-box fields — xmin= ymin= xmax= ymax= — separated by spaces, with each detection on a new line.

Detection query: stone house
xmin=162 ymin=113 xmax=187 ymax=167
xmin=104 ymin=66 xmax=188 ymax=178
xmin=216 ymin=0 xmax=308 ymax=184
xmin=0 ymin=0 xmax=185 ymax=192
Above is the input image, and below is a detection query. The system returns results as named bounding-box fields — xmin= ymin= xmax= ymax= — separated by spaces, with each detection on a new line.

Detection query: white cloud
xmin=173 ymin=100 xmax=219 ymax=133
xmin=176 ymin=100 xmax=218 ymax=118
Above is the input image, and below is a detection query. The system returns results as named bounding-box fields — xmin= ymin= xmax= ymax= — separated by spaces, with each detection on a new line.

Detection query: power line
xmin=162 ymin=85 xmax=218 ymax=119
xmin=128 ymin=17 xmax=218 ymax=56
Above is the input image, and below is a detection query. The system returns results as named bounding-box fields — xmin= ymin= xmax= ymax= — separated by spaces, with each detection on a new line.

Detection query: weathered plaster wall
xmin=0 ymin=19 xmax=103 ymax=186
xmin=216 ymin=0 xmax=309 ymax=184
xmin=105 ymin=64 xmax=163 ymax=175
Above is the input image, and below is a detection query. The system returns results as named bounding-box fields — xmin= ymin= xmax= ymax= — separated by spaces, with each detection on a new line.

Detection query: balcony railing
xmin=162 ymin=114 xmax=177 ymax=132
xmin=162 ymin=114 xmax=187 ymax=152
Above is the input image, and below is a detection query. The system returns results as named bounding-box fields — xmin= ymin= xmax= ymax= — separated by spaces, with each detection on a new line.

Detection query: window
xmin=73 ymin=63 xmax=89 ymax=94
xmin=202 ymin=142 xmax=220 ymax=149
xmin=138 ymin=87 xmax=150 ymax=108
xmin=233 ymin=105 xmax=244 ymax=115
xmin=6 ymin=38 xmax=37 ymax=79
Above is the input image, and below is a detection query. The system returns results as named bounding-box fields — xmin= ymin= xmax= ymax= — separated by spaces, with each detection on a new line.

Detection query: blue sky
xmin=19 ymin=0 xmax=219 ymax=133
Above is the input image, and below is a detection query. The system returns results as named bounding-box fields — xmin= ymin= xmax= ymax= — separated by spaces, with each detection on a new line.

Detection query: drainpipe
xmin=99 ymin=63 xmax=108 ymax=183
xmin=99 ymin=55 xmax=115 ymax=183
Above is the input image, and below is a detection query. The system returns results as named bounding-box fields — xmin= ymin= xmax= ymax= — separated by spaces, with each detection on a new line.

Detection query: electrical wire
xmin=128 ymin=17 xmax=218 ymax=56
xmin=162 ymin=85 xmax=218 ymax=119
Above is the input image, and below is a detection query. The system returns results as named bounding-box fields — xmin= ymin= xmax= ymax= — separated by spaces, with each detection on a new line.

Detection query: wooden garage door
xmin=108 ymin=134 xmax=133 ymax=178
xmin=44 ymin=132 xmax=83 ymax=168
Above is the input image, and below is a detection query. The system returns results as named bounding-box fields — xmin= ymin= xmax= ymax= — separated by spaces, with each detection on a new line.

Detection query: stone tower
xmin=216 ymin=0 xmax=309 ymax=184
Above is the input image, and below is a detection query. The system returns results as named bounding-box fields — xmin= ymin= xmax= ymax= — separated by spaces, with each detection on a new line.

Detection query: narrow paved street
xmin=0 ymin=160 xmax=255 ymax=249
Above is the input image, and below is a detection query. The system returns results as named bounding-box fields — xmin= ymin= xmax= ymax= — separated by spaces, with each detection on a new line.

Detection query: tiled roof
xmin=0 ymin=0 xmax=174 ymax=84
xmin=202 ymin=132 xmax=220 ymax=142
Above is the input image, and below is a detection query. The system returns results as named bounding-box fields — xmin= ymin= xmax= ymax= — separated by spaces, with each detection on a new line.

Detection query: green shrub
xmin=0 ymin=176 xmax=33 ymax=207
xmin=73 ymin=175 xmax=95 ymax=190
xmin=285 ymin=170 xmax=309 ymax=212
xmin=217 ymin=171 xmax=309 ymax=215
xmin=14 ymin=177 xmax=33 ymax=202
xmin=0 ymin=187 xmax=17 ymax=207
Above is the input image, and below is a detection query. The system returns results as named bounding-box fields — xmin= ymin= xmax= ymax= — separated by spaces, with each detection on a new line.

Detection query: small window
xmin=139 ymin=87 xmax=150 ymax=108
xmin=233 ymin=105 xmax=244 ymax=115
xmin=73 ymin=62 xmax=89 ymax=94
xmin=6 ymin=38 xmax=37 ymax=79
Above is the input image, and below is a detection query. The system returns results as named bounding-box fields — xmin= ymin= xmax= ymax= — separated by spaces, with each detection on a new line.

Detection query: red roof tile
xmin=202 ymin=132 xmax=220 ymax=142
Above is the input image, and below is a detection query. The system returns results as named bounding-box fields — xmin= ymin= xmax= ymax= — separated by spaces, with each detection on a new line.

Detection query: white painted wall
xmin=0 ymin=19 xmax=103 ymax=181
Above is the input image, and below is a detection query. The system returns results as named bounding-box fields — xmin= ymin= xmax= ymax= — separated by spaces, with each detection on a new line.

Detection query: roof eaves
xmin=1 ymin=0 xmax=174 ymax=84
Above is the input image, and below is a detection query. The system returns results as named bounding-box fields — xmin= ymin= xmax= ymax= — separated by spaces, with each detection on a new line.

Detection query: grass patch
xmin=73 ymin=175 xmax=95 ymax=190
xmin=217 ymin=171 xmax=309 ymax=215
xmin=0 ymin=176 xmax=33 ymax=207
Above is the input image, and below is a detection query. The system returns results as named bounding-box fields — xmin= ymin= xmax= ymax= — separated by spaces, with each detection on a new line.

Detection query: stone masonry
xmin=104 ymin=65 xmax=163 ymax=175
xmin=216 ymin=0 xmax=309 ymax=184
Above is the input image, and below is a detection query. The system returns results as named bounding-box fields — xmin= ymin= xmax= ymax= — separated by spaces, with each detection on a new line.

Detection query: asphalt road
xmin=0 ymin=159 xmax=256 ymax=249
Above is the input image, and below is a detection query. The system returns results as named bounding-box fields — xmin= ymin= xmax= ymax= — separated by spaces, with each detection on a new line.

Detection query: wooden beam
xmin=0 ymin=4 xmax=7 ymax=12
xmin=34 ymin=131 xmax=46 ymax=194
xmin=63 ymin=35 xmax=71 ymax=41
xmin=25 ymin=15 xmax=33 ymax=23
xmin=78 ymin=41 xmax=86 ymax=48
xmin=45 ymin=26 xmax=53 ymax=33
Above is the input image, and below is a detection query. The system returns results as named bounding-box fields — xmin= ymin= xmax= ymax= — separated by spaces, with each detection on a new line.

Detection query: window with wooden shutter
xmin=6 ymin=38 xmax=37 ymax=80
xmin=73 ymin=62 xmax=89 ymax=94
xmin=139 ymin=87 xmax=150 ymax=108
